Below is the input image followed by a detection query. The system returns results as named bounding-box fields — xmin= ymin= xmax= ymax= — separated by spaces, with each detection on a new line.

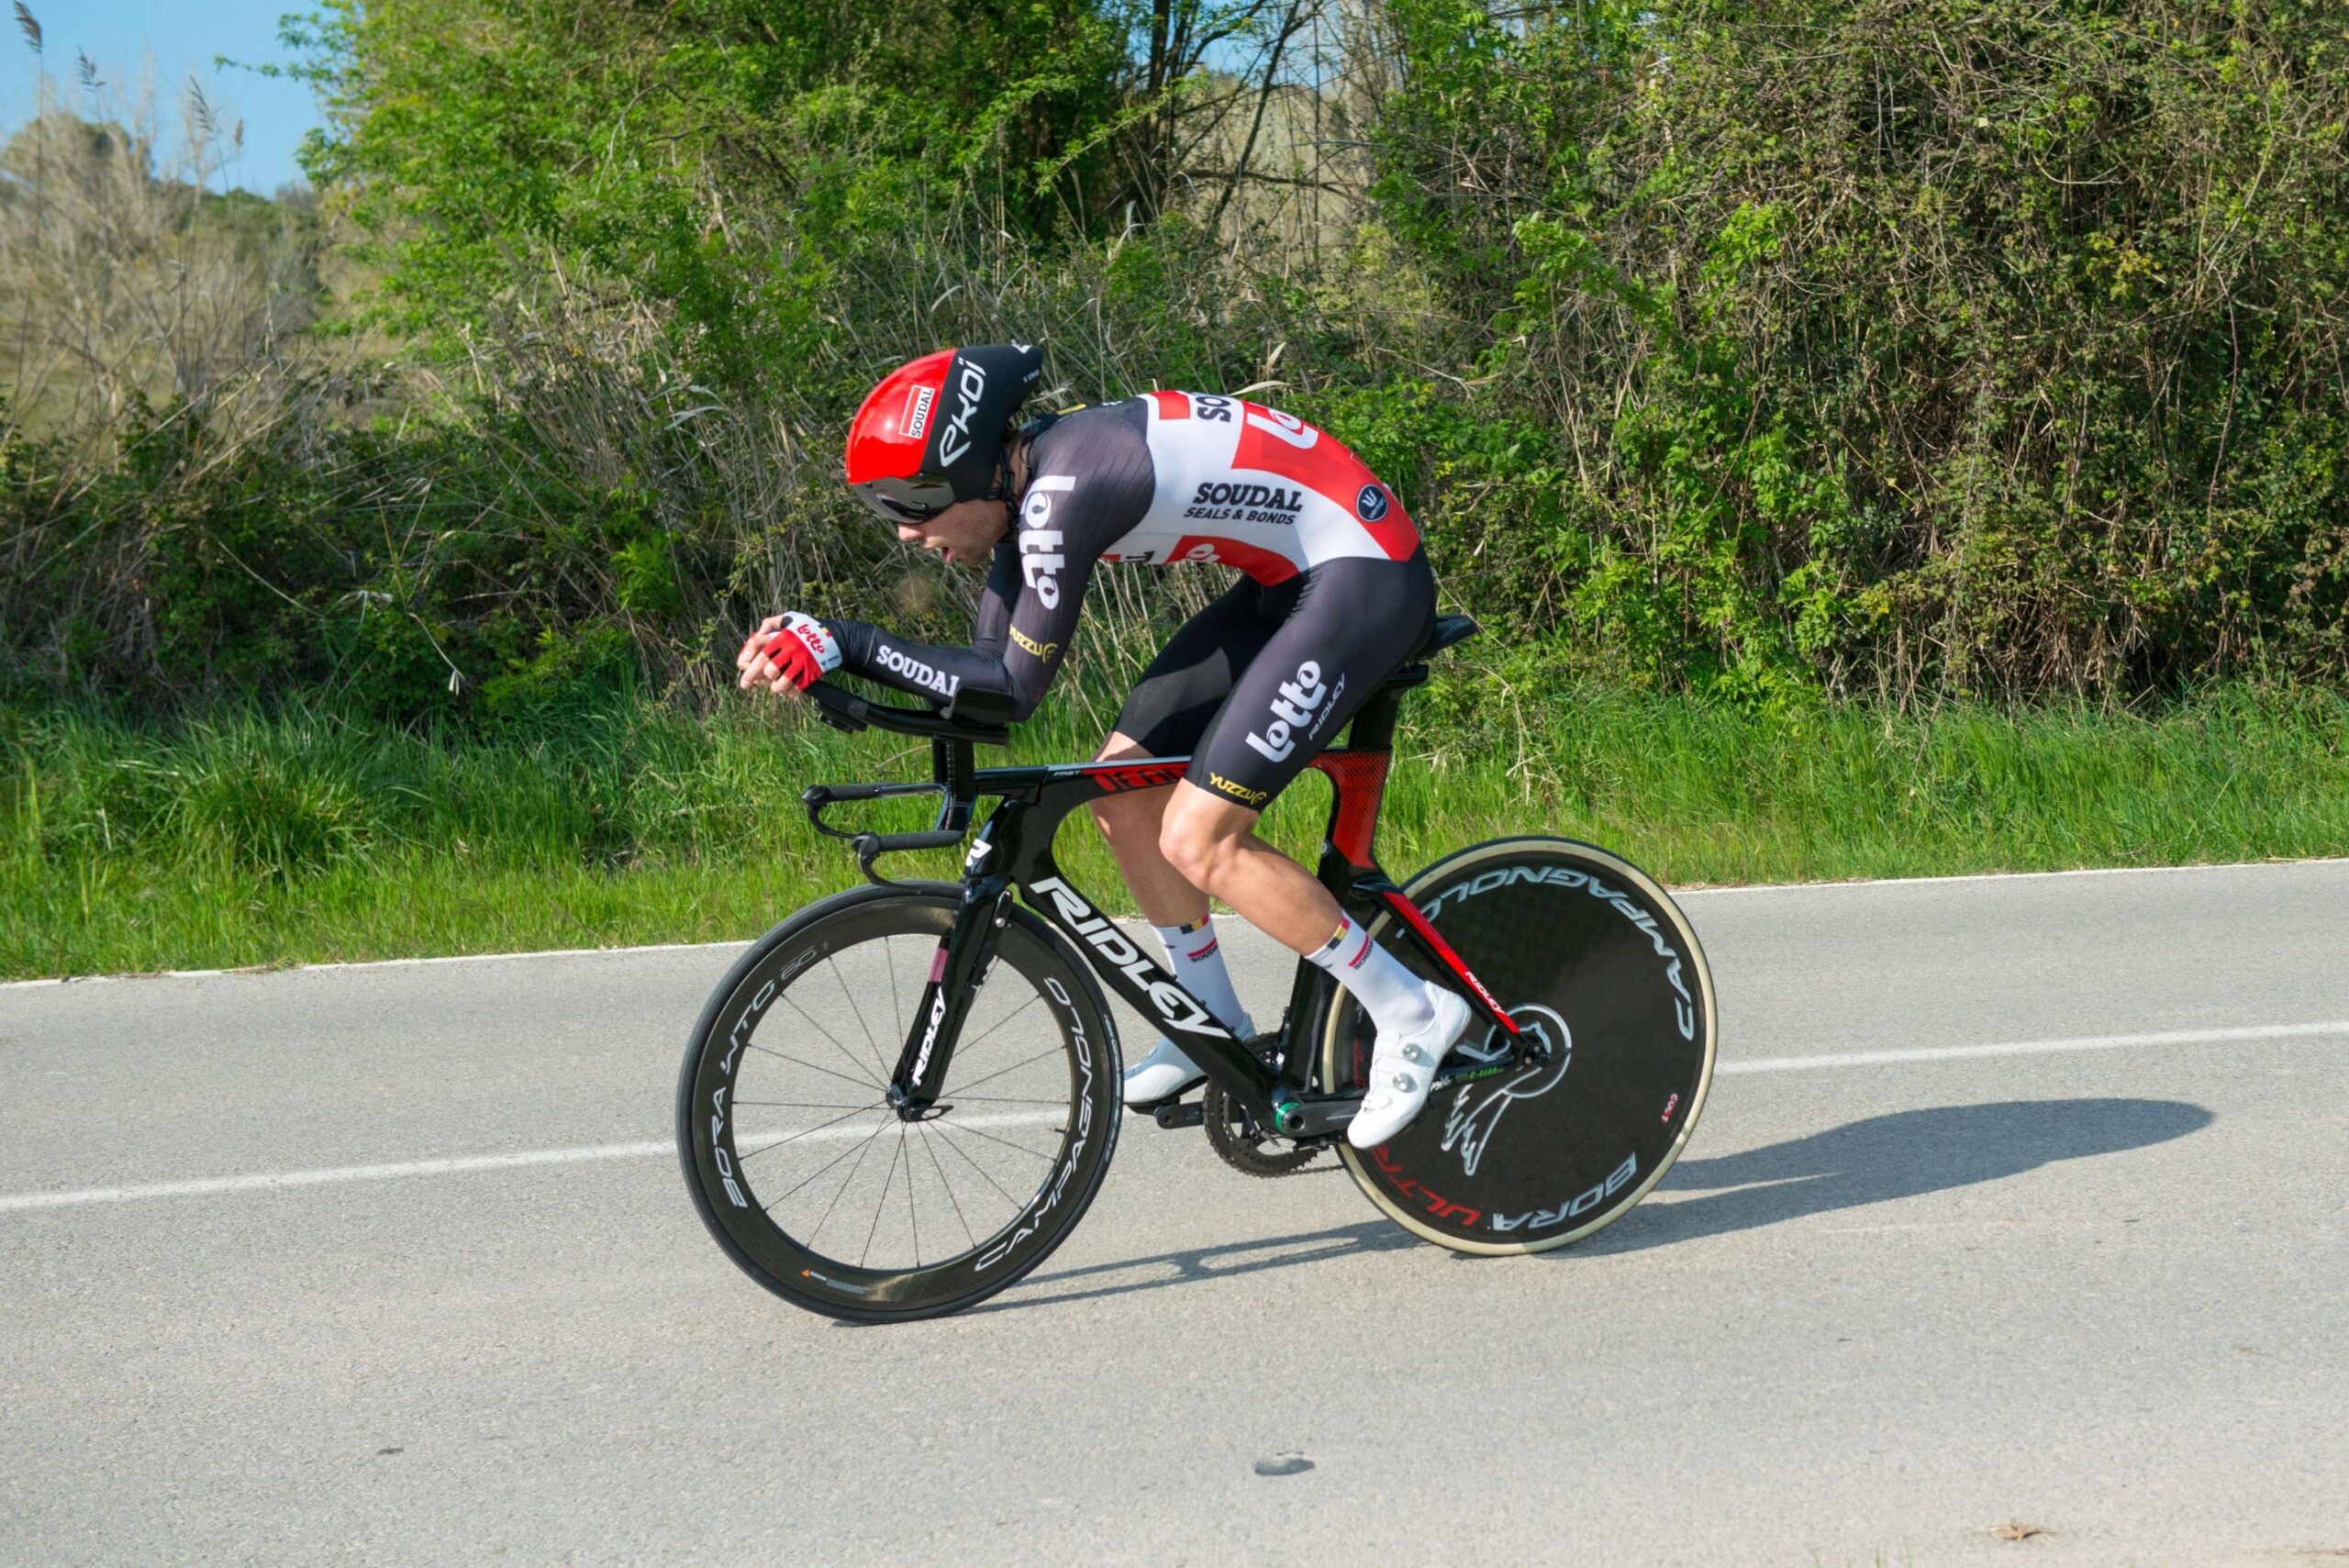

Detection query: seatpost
xmin=1344 ymin=684 xmax=1408 ymax=752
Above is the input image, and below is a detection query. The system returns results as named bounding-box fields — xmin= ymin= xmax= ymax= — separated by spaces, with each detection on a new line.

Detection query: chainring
xmin=1202 ymin=1081 xmax=1324 ymax=1178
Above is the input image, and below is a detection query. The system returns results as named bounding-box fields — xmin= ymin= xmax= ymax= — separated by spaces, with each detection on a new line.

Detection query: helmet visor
xmin=851 ymin=473 xmax=959 ymax=524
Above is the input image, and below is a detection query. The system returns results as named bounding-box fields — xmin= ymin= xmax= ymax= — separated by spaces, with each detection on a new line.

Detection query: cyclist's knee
xmin=1158 ymin=789 xmax=1250 ymax=887
xmin=1091 ymin=788 xmax=1164 ymax=842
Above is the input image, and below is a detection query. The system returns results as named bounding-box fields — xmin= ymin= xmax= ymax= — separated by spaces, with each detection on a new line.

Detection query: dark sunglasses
xmin=851 ymin=474 xmax=958 ymax=524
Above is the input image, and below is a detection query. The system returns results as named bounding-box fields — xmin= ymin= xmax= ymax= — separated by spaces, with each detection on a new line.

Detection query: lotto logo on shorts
xmin=1244 ymin=661 xmax=1326 ymax=763
xmin=1356 ymin=484 xmax=1390 ymax=522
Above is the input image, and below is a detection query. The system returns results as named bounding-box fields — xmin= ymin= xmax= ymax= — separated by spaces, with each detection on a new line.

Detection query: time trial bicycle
xmin=677 ymin=615 xmax=1717 ymax=1321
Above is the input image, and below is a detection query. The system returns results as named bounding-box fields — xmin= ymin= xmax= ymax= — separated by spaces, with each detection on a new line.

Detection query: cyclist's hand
xmin=738 ymin=612 xmax=840 ymax=696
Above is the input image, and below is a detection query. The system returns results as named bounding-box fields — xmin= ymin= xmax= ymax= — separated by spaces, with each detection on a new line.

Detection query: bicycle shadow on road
xmin=1579 ymin=1096 xmax=2212 ymax=1256
xmin=960 ymin=1098 xmax=2211 ymax=1313
xmin=972 ymin=1218 xmax=1420 ymax=1315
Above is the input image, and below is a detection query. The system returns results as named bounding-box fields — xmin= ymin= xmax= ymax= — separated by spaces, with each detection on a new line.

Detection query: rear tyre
xmin=678 ymin=883 xmax=1121 ymax=1321
xmin=1320 ymin=838 xmax=1716 ymax=1254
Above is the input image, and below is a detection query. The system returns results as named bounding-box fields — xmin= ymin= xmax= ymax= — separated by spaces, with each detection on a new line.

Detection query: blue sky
xmin=2 ymin=0 xmax=323 ymax=192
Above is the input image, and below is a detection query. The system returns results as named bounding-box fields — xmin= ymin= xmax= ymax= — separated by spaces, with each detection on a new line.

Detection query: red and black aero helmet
xmin=844 ymin=343 xmax=1045 ymax=523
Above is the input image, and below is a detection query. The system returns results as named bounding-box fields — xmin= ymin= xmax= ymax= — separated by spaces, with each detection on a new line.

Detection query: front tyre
xmin=1321 ymin=838 xmax=1717 ymax=1254
xmin=678 ymin=883 xmax=1121 ymax=1321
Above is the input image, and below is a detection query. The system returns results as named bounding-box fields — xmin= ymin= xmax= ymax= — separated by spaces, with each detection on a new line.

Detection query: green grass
xmin=4 ymin=681 xmax=2345 ymax=980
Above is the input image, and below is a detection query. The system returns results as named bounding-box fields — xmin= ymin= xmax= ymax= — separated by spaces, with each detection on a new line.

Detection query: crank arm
xmin=1270 ymin=1045 xmax=1540 ymax=1140
xmin=1268 ymin=1089 xmax=1364 ymax=1139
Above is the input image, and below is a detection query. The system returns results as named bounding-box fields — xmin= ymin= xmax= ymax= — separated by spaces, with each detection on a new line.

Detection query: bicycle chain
xmin=1201 ymin=1081 xmax=1324 ymax=1178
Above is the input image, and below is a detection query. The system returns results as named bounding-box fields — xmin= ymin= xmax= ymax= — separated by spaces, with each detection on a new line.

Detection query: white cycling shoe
xmin=1346 ymin=987 xmax=1474 ymax=1149
xmin=1121 ymin=1016 xmax=1256 ymax=1106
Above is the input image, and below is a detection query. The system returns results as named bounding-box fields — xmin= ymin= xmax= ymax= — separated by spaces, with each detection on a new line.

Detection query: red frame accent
xmin=1063 ymin=759 xmax=1191 ymax=793
xmin=1306 ymin=751 xmax=1389 ymax=867
xmin=1380 ymin=888 xmax=1523 ymax=1038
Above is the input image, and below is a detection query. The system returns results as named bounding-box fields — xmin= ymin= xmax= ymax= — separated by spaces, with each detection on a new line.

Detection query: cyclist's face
xmin=896 ymin=499 xmax=1009 ymax=566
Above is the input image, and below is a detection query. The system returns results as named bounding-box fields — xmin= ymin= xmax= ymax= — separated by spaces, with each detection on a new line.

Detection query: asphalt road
xmin=4 ymin=861 xmax=2346 ymax=1566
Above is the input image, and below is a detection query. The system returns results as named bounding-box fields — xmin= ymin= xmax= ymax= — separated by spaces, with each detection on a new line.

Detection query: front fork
xmin=887 ymin=873 xmax=1013 ymax=1118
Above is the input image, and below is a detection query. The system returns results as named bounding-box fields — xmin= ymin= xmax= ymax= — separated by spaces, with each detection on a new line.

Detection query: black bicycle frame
xmin=803 ymin=676 xmax=1524 ymax=1140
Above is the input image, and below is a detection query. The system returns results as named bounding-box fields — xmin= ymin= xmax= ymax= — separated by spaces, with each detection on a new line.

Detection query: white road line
xmin=1714 ymin=1019 xmax=2349 ymax=1074
xmin=1675 ymin=854 xmax=2346 ymax=898
xmin=6 ymin=856 xmax=2343 ymax=989
xmin=0 ymin=939 xmax=748 ymax=990
xmin=5 ymin=1021 xmax=2343 ymax=1215
xmin=0 ymin=1140 xmax=676 ymax=1212
xmin=0 ymin=1112 xmax=1064 ymax=1214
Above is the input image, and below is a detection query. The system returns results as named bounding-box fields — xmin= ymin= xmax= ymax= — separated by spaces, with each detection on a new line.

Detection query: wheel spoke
xmin=917 ymin=1122 xmax=978 ymax=1253
xmin=940 ymin=1117 xmax=1063 ymax=1164
xmin=930 ymin=1120 xmax=1027 ymax=1214
xmin=743 ymin=1041 xmax=881 ymax=1095
xmin=901 ymin=1126 xmax=919 ymax=1269
xmin=941 ymin=986 xmax=1042 ymax=1066
xmin=829 ymin=954 xmax=895 ymax=1084
xmin=862 ymin=1130 xmax=904 ymax=1269
xmin=807 ymin=1119 xmax=890 ymax=1249
xmin=885 ymin=934 xmax=904 ymax=1049
xmin=775 ymin=991 xmax=886 ymax=1090
xmin=739 ymin=1100 xmax=891 ymax=1162
xmin=934 ymin=1041 xmax=1063 ymax=1100
xmin=760 ymin=1123 xmax=880 ymax=1212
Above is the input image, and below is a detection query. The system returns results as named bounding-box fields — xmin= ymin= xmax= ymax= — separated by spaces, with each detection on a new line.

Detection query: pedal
xmin=1152 ymin=1100 xmax=1206 ymax=1129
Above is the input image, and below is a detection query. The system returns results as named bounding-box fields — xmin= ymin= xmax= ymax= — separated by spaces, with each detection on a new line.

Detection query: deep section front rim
xmin=1322 ymin=837 xmax=1718 ymax=1255
xmin=678 ymin=884 xmax=1121 ymax=1320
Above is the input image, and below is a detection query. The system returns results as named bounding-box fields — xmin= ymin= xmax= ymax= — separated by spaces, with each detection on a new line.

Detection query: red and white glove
xmin=744 ymin=612 xmax=841 ymax=693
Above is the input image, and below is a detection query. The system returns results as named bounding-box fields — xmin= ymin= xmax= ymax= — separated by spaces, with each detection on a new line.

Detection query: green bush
xmin=5 ymin=0 xmax=2346 ymax=721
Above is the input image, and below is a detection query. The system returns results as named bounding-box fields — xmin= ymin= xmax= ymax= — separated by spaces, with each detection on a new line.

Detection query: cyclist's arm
xmin=819 ymin=542 xmax=1089 ymax=722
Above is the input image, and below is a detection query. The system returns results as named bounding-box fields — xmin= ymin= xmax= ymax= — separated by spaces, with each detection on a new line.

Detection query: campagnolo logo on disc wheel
xmin=1440 ymin=1005 xmax=1569 ymax=1177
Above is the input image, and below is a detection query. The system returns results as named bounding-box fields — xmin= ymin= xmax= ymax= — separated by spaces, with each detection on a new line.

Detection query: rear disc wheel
xmin=1320 ymin=838 xmax=1716 ymax=1254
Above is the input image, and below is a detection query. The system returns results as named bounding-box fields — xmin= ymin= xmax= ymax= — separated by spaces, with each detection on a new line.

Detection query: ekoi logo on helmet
xmin=937 ymin=357 xmax=989 ymax=467
xmin=843 ymin=344 xmax=1043 ymax=523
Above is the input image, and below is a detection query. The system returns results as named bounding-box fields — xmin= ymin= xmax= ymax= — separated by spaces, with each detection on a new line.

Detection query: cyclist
xmin=738 ymin=343 xmax=1470 ymax=1149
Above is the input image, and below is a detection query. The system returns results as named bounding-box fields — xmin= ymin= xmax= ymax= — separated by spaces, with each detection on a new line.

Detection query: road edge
xmin=8 ymin=853 xmax=2343 ymax=990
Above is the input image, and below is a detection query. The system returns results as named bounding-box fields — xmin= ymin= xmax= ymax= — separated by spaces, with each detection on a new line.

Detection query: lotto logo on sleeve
xmin=1020 ymin=475 xmax=1076 ymax=607
xmin=1356 ymin=484 xmax=1390 ymax=522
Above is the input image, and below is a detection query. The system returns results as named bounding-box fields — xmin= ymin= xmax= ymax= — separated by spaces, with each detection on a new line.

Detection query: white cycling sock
xmin=1306 ymin=916 xmax=1436 ymax=1040
xmin=1152 ymin=915 xmax=1252 ymax=1035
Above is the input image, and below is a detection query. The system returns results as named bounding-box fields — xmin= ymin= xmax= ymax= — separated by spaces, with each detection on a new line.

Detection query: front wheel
xmin=1320 ymin=837 xmax=1717 ymax=1254
xmin=678 ymin=883 xmax=1122 ymax=1321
